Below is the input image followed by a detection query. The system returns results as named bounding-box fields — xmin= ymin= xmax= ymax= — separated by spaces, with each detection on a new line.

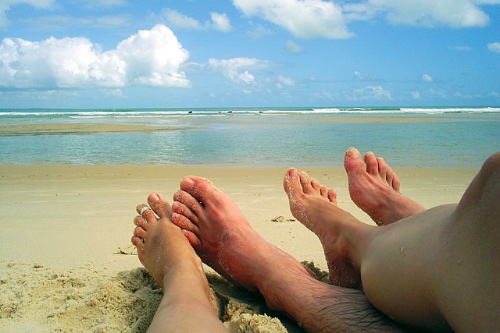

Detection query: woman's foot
xmin=171 ymin=176 xmax=313 ymax=307
xmin=344 ymin=148 xmax=425 ymax=225
xmin=132 ymin=193 xmax=226 ymax=332
xmin=283 ymin=168 xmax=370 ymax=289
xmin=131 ymin=193 xmax=215 ymax=308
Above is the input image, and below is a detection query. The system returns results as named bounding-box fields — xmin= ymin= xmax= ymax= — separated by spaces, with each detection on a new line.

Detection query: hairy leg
xmin=344 ymin=147 xmax=425 ymax=225
xmin=132 ymin=193 xmax=226 ymax=333
xmin=171 ymin=176 xmax=407 ymax=333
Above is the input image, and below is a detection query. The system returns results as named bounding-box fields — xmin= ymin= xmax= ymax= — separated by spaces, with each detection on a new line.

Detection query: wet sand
xmin=0 ymin=163 xmax=478 ymax=332
xmin=0 ymin=123 xmax=191 ymax=136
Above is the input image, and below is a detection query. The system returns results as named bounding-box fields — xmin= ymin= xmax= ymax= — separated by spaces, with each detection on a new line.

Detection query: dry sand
xmin=0 ymin=164 xmax=478 ymax=332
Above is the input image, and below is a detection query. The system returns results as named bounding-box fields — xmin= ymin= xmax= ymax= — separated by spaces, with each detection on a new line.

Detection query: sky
xmin=0 ymin=0 xmax=499 ymax=109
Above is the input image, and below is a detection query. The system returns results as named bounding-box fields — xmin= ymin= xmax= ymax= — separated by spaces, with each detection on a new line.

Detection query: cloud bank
xmin=233 ymin=0 xmax=499 ymax=39
xmin=233 ymin=0 xmax=353 ymax=39
xmin=0 ymin=25 xmax=190 ymax=90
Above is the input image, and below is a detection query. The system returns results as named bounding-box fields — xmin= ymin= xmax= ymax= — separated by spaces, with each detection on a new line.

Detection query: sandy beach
xmin=0 ymin=162 xmax=479 ymax=332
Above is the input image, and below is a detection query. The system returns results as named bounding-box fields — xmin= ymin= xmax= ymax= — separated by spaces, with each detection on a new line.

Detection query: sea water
xmin=0 ymin=107 xmax=499 ymax=167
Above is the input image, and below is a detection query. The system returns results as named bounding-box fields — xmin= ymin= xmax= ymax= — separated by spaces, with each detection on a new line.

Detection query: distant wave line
xmin=1 ymin=107 xmax=499 ymax=118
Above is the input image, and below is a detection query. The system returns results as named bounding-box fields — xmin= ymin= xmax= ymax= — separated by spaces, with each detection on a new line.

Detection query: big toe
xmin=344 ymin=147 xmax=365 ymax=175
xmin=148 ymin=193 xmax=172 ymax=219
xmin=283 ymin=168 xmax=303 ymax=199
xmin=180 ymin=176 xmax=219 ymax=204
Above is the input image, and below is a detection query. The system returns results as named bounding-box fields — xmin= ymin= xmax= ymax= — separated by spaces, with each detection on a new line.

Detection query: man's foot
xmin=283 ymin=168 xmax=369 ymax=289
xmin=132 ymin=193 xmax=212 ymax=299
xmin=171 ymin=177 xmax=409 ymax=333
xmin=171 ymin=176 xmax=313 ymax=305
xmin=344 ymin=148 xmax=425 ymax=225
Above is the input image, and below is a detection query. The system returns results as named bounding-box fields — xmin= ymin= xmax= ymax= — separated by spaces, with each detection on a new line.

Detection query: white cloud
xmin=422 ymin=74 xmax=433 ymax=82
xmin=208 ymin=57 xmax=272 ymax=84
xmin=285 ymin=40 xmax=303 ymax=54
xmin=354 ymin=71 xmax=365 ymax=80
xmin=0 ymin=25 xmax=190 ymax=90
xmin=210 ymin=12 xmax=232 ymax=32
xmin=164 ymin=9 xmax=203 ymax=30
xmin=0 ymin=0 xmax=54 ymax=29
xmin=79 ymin=0 xmax=126 ymax=9
xmin=352 ymin=86 xmax=392 ymax=100
xmin=19 ymin=15 xmax=132 ymax=30
xmin=278 ymin=75 xmax=297 ymax=87
xmin=233 ymin=0 xmax=353 ymax=39
xmin=430 ymin=88 xmax=447 ymax=98
xmin=246 ymin=23 xmax=274 ymax=39
xmin=412 ymin=91 xmax=421 ymax=99
xmin=233 ymin=0 xmax=498 ymax=39
xmin=487 ymin=42 xmax=500 ymax=53
xmin=357 ymin=0 xmax=494 ymax=28
xmin=163 ymin=9 xmax=232 ymax=32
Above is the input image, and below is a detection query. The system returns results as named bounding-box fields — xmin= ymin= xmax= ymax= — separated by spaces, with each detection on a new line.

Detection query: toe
xmin=174 ymin=189 xmax=204 ymax=218
xmin=283 ymin=168 xmax=302 ymax=198
xmin=172 ymin=201 xmax=199 ymax=225
xmin=377 ymin=157 xmax=388 ymax=178
xmin=171 ymin=212 xmax=199 ymax=233
xmin=131 ymin=235 xmax=143 ymax=248
xmin=364 ymin=152 xmax=379 ymax=175
xmin=327 ymin=189 xmax=337 ymax=204
xmin=182 ymin=229 xmax=202 ymax=248
xmin=134 ymin=216 xmax=147 ymax=228
xmin=133 ymin=226 xmax=146 ymax=240
xmin=299 ymin=171 xmax=314 ymax=193
xmin=148 ymin=193 xmax=172 ymax=219
xmin=392 ymin=173 xmax=401 ymax=192
xmin=136 ymin=204 xmax=157 ymax=223
xmin=344 ymin=147 xmax=364 ymax=174
xmin=319 ymin=185 xmax=328 ymax=197
xmin=310 ymin=177 xmax=321 ymax=191
xmin=179 ymin=176 xmax=218 ymax=205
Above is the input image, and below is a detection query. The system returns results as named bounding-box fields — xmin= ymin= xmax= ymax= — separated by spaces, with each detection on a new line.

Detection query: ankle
xmin=259 ymin=261 xmax=314 ymax=312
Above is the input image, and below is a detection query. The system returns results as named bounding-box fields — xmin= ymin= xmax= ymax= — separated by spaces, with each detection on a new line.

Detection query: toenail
xmin=149 ymin=193 xmax=160 ymax=203
xmin=183 ymin=177 xmax=195 ymax=188
xmin=289 ymin=169 xmax=298 ymax=177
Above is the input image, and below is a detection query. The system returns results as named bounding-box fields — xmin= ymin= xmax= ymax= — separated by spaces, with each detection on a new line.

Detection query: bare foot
xmin=344 ymin=148 xmax=425 ymax=225
xmin=131 ymin=193 xmax=212 ymax=298
xmin=283 ymin=168 xmax=369 ymax=289
xmin=132 ymin=193 xmax=227 ymax=332
xmin=171 ymin=176 xmax=312 ymax=306
xmin=170 ymin=177 xmax=409 ymax=333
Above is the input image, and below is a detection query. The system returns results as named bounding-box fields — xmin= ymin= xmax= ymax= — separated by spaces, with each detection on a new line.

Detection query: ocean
xmin=1 ymin=107 xmax=499 ymax=167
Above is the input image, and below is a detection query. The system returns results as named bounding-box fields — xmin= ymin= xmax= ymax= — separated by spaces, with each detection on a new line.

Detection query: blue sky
xmin=1 ymin=0 xmax=499 ymax=109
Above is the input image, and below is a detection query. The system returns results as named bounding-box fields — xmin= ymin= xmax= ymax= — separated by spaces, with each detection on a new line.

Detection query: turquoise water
xmin=1 ymin=107 xmax=499 ymax=167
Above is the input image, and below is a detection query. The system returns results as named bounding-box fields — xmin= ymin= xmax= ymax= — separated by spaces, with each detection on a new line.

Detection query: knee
xmin=478 ymin=152 xmax=500 ymax=182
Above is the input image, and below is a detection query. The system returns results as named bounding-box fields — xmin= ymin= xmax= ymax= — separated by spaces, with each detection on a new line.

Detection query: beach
xmin=1 ymin=108 xmax=497 ymax=332
xmin=0 ymin=162 xmax=479 ymax=332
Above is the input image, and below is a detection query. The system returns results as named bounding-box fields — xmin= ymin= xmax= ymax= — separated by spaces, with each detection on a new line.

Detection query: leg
xmin=171 ymin=176 xmax=407 ymax=333
xmin=344 ymin=148 xmax=425 ymax=225
xmin=132 ymin=193 xmax=227 ymax=333
xmin=362 ymin=153 xmax=500 ymax=332
xmin=283 ymin=168 xmax=366 ymax=288
xmin=285 ymin=152 xmax=499 ymax=331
